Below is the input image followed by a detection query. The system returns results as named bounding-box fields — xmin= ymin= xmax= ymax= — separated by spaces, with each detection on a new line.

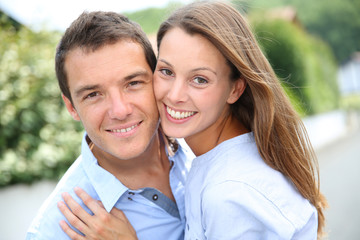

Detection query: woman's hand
xmin=58 ymin=187 xmax=138 ymax=240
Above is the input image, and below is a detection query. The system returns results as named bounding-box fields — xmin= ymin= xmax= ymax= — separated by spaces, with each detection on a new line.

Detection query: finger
xmin=97 ymin=200 xmax=105 ymax=209
xmin=74 ymin=187 xmax=106 ymax=216
xmin=110 ymin=208 xmax=137 ymax=236
xmin=59 ymin=220 xmax=86 ymax=240
xmin=61 ymin=192 xmax=93 ymax=227
xmin=58 ymin=201 xmax=88 ymax=235
xmin=110 ymin=207 xmax=128 ymax=221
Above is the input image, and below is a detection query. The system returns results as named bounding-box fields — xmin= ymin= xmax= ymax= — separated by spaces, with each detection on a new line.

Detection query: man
xmin=26 ymin=11 xmax=192 ymax=240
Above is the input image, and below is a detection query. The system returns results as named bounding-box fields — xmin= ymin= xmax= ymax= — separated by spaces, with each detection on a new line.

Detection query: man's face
xmin=63 ymin=40 xmax=159 ymax=161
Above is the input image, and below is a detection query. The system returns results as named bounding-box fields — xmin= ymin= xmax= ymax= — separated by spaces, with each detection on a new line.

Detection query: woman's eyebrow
xmin=190 ymin=67 xmax=217 ymax=76
xmin=159 ymin=58 xmax=217 ymax=76
xmin=157 ymin=59 xmax=173 ymax=68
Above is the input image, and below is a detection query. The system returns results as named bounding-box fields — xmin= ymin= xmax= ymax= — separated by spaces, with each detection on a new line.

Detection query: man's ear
xmin=227 ymin=78 xmax=246 ymax=104
xmin=62 ymin=94 xmax=80 ymax=121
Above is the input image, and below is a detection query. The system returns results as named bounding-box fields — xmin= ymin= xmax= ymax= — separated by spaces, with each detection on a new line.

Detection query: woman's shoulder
xmin=202 ymin=136 xmax=316 ymax=230
xmin=201 ymin=178 xmax=317 ymax=238
xmin=202 ymin=166 xmax=317 ymax=234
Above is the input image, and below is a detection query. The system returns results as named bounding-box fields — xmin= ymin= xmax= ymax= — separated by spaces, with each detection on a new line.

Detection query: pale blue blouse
xmin=185 ymin=133 xmax=318 ymax=240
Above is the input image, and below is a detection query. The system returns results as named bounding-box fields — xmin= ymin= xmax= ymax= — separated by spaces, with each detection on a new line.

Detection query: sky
xmin=0 ymin=0 xmax=192 ymax=31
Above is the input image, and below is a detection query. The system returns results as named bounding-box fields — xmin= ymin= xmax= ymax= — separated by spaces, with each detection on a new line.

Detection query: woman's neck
xmin=185 ymin=114 xmax=249 ymax=156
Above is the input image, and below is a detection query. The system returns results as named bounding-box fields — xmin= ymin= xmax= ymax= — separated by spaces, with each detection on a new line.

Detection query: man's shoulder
xmin=25 ymin=206 xmax=67 ymax=240
xmin=26 ymin=185 xmax=72 ymax=240
xmin=26 ymin=155 xmax=90 ymax=239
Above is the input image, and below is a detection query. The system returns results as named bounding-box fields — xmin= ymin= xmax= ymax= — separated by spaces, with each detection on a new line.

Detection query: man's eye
xmin=129 ymin=81 xmax=141 ymax=87
xmin=160 ymin=69 xmax=174 ymax=76
xmin=85 ymin=92 xmax=99 ymax=99
xmin=193 ymin=77 xmax=208 ymax=84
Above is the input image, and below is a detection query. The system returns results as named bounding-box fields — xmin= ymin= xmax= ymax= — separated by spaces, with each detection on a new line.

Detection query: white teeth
xmin=175 ymin=111 xmax=180 ymax=119
xmin=111 ymin=123 xmax=138 ymax=133
xmin=166 ymin=106 xmax=195 ymax=120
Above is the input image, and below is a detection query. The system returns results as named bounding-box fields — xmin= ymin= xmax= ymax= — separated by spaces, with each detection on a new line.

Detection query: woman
xmin=60 ymin=1 xmax=327 ymax=239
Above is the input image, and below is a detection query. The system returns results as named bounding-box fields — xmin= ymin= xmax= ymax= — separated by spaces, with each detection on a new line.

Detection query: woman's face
xmin=154 ymin=27 xmax=243 ymax=140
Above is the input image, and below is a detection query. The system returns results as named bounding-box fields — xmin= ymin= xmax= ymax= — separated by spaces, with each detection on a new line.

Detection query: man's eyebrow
xmin=74 ymin=70 xmax=150 ymax=97
xmin=124 ymin=70 xmax=150 ymax=81
xmin=74 ymin=84 xmax=100 ymax=98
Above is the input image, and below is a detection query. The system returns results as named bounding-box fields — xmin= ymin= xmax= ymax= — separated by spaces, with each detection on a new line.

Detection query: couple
xmin=27 ymin=1 xmax=326 ymax=239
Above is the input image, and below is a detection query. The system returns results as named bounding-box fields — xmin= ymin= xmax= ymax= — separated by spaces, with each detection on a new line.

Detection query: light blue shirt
xmin=185 ymin=133 xmax=318 ymax=240
xmin=26 ymin=133 xmax=193 ymax=240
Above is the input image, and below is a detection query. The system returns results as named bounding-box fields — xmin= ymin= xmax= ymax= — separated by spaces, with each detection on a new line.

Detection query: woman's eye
xmin=193 ymin=77 xmax=208 ymax=84
xmin=160 ymin=69 xmax=174 ymax=76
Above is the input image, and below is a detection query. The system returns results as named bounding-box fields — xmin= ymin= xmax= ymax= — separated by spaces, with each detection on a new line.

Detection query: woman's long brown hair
xmin=157 ymin=1 xmax=327 ymax=237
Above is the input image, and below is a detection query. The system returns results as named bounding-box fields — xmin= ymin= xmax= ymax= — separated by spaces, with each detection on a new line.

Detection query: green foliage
xmin=0 ymin=10 xmax=21 ymax=30
xmin=341 ymin=94 xmax=360 ymax=111
xmin=303 ymin=37 xmax=340 ymax=113
xmin=300 ymin=0 xmax=360 ymax=63
xmin=125 ymin=2 xmax=182 ymax=34
xmin=251 ymin=17 xmax=339 ymax=115
xmin=0 ymin=16 xmax=83 ymax=187
xmin=245 ymin=0 xmax=360 ymax=63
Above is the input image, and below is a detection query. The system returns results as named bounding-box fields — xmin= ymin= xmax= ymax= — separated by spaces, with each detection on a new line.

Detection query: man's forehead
xmin=70 ymin=38 xmax=142 ymax=55
xmin=65 ymin=40 xmax=148 ymax=71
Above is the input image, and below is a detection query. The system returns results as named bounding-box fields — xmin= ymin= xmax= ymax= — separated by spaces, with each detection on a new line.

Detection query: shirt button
xmin=128 ymin=192 xmax=135 ymax=195
xmin=152 ymin=194 xmax=158 ymax=201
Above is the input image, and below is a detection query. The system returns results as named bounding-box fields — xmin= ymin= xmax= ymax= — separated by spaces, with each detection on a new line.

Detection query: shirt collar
xmin=79 ymin=132 xmax=185 ymax=212
xmin=80 ymin=133 xmax=128 ymax=212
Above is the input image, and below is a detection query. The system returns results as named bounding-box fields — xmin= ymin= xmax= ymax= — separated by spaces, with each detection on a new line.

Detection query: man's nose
xmin=107 ymin=93 xmax=133 ymax=120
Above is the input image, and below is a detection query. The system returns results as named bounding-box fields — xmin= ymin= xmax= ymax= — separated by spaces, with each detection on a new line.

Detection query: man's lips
xmin=106 ymin=121 xmax=141 ymax=133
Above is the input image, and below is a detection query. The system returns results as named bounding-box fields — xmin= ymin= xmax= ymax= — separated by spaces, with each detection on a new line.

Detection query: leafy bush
xmin=245 ymin=0 xmax=360 ymax=63
xmin=251 ymin=16 xmax=339 ymax=115
xmin=341 ymin=94 xmax=360 ymax=111
xmin=0 ymin=18 xmax=83 ymax=187
xmin=126 ymin=2 xmax=183 ymax=34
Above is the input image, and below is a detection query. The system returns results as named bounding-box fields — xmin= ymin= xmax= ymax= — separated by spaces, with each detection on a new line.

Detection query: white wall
xmin=303 ymin=110 xmax=348 ymax=150
xmin=0 ymin=181 xmax=56 ymax=240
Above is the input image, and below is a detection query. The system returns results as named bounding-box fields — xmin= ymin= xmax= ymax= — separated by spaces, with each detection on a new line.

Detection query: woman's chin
xmin=162 ymin=126 xmax=189 ymax=139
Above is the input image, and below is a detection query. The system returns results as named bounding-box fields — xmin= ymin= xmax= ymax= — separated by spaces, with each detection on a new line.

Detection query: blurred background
xmin=0 ymin=0 xmax=359 ymax=239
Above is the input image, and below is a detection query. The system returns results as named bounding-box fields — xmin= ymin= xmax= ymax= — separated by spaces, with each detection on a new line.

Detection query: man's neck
xmin=90 ymin=132 xmax=174 ymax=200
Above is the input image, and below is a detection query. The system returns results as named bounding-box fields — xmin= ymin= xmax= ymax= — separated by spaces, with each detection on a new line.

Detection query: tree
xmin=301 ymin=0 xmax=360 ymax=63
xmin=251 ymin=17 xmax=339 ymax=115
xmin=243 ymin=0 xmax=360 ymax=63
xmin=0 ymin=15 xmax=83 ymax=187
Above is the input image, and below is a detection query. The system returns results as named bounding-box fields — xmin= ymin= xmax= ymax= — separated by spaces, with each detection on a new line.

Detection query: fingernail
xmin=61 ymin=192 xmax=69 ymax=199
